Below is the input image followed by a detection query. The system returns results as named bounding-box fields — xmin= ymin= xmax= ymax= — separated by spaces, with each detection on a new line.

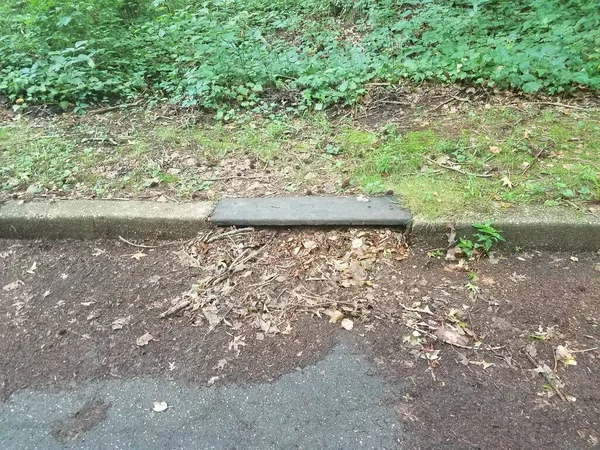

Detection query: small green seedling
xmin=458 ymin=222 xmax=505 ymax=258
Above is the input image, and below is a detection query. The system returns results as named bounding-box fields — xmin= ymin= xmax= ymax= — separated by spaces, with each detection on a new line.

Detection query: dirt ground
xmin=1 ymin=230 xmax=599 ymax=449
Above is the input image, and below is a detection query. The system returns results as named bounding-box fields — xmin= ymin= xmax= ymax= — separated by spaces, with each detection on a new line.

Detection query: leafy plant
xmin=0 ymin=0 xmax=598 ymax=111
xmin=458 ymin=221 xmax=505 ymax=257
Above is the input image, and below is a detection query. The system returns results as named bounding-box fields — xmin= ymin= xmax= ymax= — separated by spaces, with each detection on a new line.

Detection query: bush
xmin=1 ymin=0 xmax=598 ymax=111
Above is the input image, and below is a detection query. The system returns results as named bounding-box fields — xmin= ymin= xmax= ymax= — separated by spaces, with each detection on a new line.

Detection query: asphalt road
xmin=1 ymin=345 xmax=405 ymax=450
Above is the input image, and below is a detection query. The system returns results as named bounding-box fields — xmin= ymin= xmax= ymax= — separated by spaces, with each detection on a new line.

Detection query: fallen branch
xmin=88 ymin=100 xmax=143 ymax=115
xmin=524 ymin=351 xmax=568 ymax=402
xmin=521 ymin=148 xmax=544 ymax=175
xmin=529 ymin=101 xmax=589 ymax=111
xmin=204 ymin=227 xmax=254 ymax=244
xmin=200 ymin=175 xmax=267 ymax=182
xmin=426 ymin=158 xmax=493 ymax=178
xmin=159 ymin=299 xmax=191 ymax=319
xmin=118 ymin=235 xmax=159 ymax=249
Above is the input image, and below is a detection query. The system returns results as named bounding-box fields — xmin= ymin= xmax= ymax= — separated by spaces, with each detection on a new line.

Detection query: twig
xmin=200 ymin=175 xmax=266 ymax=182
xmin=118 ymin=236 xmax=159 ymax=249
xmin=524 ymin=351 xmax=568 ymax=402
xmin=159 ymin=299 xmax=191 ymax=319
xmin=88 ymin=100 xmax=143 ymax=115
xmin=205 ymin=227 xmax=255 ymax=244
xmin=426 ymin=158 xmax=493 ymax=178
xmin=398 ymin=302 xmax=437 ymax=316
xmin=430 ymin=97 xmax=457 ymax=112
xmin=521 ymin=148 xmax=544 ymax=175
xmin=529 ymin=101 xmax=588 ymax=111
xmin=572 ymin=347 xmax=598 ymax=353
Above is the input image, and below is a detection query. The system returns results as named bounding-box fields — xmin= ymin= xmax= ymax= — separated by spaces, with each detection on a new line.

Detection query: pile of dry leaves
xmin=160 ymin=227 xmax=408 ymax=341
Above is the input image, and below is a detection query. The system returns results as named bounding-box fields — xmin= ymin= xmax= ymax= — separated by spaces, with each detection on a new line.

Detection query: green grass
xmin=337 ymin=109 xmax=600 ymax=217
xmin=2 ymin=107 xmax=599 ymax=217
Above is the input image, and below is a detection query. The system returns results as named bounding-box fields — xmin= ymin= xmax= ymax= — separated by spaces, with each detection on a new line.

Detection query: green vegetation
xmin=1 ymin=0 xmax=599 ymax=112
xmin=339 ymin=108 xmax=600 ymax=216
xmin=458 ymin=222 xmax=505 ymax=258
xmin=1 ymin=107 xmax=599 ymax=217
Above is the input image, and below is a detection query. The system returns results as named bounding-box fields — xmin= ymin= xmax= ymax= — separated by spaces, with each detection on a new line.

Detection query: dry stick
xmin=205 ymin=227 xmax=255 ymax=244
xmin=426 ymin=158 xmax=493 ymax=178
xmin=200 ymin=175 xmax=266 ymax=182
xmin=523 ymin=351 xmax=568 ymax=402
xmin=159 ymin=299 xmax=191 ymax=319
xmin=572 ymin=347 xmax=599 ymax=353
xmin=521 ymin=148 xmax=544 ymax=175
xmin=398 ymin=302 xmax=437 ymax=317
xmin=529 ymin=101 xmax=588 ymax=111
xmin=430 ymin=96 xmax=457 ymax=112
xmin=88 ymin=100 xmax=143 ymax=115
xmin=118 ymin=235 xmax=159 ymax=249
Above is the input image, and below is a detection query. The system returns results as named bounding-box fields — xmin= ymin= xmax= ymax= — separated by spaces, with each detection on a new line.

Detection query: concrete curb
xmin=0 ymin=200 xmax=213 ymax=239
xmin=1 ymin=200 xmax=599 ymax=251
xmin=410 ymin=206 xmax=600 ymax=251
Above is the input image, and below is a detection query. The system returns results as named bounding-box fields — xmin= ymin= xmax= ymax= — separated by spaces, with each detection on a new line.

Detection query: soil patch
xmin=1 ymin=234 xmax=600 ymax=449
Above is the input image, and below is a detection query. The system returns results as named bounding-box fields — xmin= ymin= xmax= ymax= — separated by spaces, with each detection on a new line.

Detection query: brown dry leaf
xmin=341 ymin=318 xmax=354 ymax=330
xmin=501 ymin=175 xmax=513 ymax=189
xmin=489 ymin=145 xmax=502 ymax=154
xmin=136 ymin=332 xmax=154 ymax=346
xmin=325 ymin=309 xmax=344 ymax=323
xmin=433 ymin=326 xmax=469 ymax=346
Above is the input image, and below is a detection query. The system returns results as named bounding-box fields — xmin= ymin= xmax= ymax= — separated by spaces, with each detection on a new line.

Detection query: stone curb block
xmin=2 ymin=200 xmax=600 ymax=251
xmin=409 ymin=206 xmax=600 ymax=251
xmin=0 ymin=200 xmax=213 ymax=240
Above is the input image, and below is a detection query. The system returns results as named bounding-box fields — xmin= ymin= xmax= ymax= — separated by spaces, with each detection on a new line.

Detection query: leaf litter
xmin=156 ymin=227 xmax=408 ymax=351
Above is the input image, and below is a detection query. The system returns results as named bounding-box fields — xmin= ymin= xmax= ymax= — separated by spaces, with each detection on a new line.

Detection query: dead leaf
xmin=556 ymin=345 xmax=577 ymax=366
xmin=136 ymin=332 xmax=154 ymax=346
xmin=207 ymin=376 xmax=220 ymax=386
xmin=3 ymin=280 xmax=23 ymax=292
xmin=152 ymin=401 xmax=168 ymax=412
xmin=325 ymin=309 xmax=344 ymax=323
xmin=525 ymin=342 xmax=537 ymax=358
xmin=303 ymin=240 xmax=318 ymax=251
xmin=489 ymin=145 xmax=502 ymax=154
xmin=26 ymin=262 xmax=38 ymax=274
xmin=433 ymin=326 xmax=469 ymax=346
xmin=501 ymin=175 xmax=513 ymax=189
xmin=112 ymin=316 xmax=131 ymax=330
xmin=228 ymin=335 xmax=246 ymax=352
xmin=570 ymin=256 xmax=579 ymax=262
xmin=352 ymin=238 xmax=364 ymax=249
xmin=213 ymin=359 xmax=228 ymax=371
xmin=202 ymin=306 xmax=220 ymax=325
xmin=131 ymin=252 xmax=147 ymax=260
xmin=341 ymin=318 xmax=354 ymax=330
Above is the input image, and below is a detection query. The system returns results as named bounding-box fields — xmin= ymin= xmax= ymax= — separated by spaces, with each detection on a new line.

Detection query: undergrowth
xmin=1 ymin=0 xmax=599 ymax=112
